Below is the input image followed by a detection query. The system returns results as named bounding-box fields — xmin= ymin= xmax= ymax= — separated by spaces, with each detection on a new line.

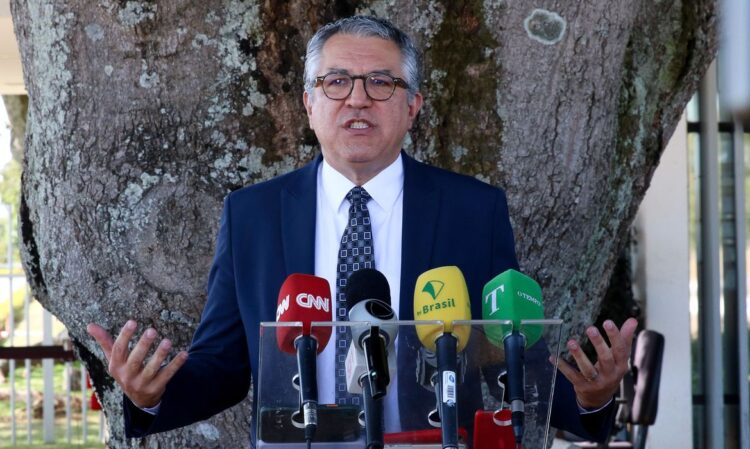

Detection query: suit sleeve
xmin=489 ymin=188 xmax=616 ymax=442
xmin=550 ymin=372 xmax=617 ymax=442
xmin=124 ymin=194 xmax=252 ymax=437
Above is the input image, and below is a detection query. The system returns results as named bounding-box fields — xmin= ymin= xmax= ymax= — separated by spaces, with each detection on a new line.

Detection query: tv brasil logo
xmin=416 ymin=280 xmax=457 ymax=317
xmin=276 ymin=292 xmax=331 ymax=321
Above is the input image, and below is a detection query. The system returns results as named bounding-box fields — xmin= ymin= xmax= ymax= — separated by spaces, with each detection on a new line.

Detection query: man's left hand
xmin=555 ymin=317 xmax=639 ymax=409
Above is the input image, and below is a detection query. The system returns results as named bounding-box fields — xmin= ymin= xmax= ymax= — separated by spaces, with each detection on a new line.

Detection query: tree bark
xmin=11 ymin=1 xmax=716 ymax=448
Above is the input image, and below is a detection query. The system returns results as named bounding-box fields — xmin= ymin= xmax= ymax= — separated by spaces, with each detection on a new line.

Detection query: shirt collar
xmin=321 ymin=154 xmax=404 ymax=214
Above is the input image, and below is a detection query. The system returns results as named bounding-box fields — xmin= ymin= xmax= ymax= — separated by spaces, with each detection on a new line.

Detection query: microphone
xmin=346 ymin=269 xmax=398 ymax=396
xmin=415 ymin=346 xmax=468 ymax=394
xmin=414 ymin=266 xmax=472 ymax=449
xmin=345 ymin=268 xmax=398 ymax=449
xmin=482 ymin=269 xmax=544 ymax=447
xmin=275 ymin=273 xmax=333 ymax=445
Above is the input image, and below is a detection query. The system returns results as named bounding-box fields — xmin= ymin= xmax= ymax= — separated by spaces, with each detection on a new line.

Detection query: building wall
xmin=0 ymin=0 xmax=25 ymax=95
xmin=633 ymin=115 xmax=693 ymax=448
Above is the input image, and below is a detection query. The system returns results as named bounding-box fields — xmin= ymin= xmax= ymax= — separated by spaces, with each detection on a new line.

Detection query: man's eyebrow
xmin=322 ymin=68 xmax=397 ymax=76
xmin=369 ymin=69 xmax=396 ymax=76
xmin=324 ymin=68 xmax=350 ymax=75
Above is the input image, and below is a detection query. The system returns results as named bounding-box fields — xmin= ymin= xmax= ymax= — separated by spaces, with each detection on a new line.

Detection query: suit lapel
xmin=399 ymin=153 xmax=439 ymax=320
xmin=281 ymin=156 xmax=321 ymax=276
xmin=280 ymin=153 xmax=438 ymax=316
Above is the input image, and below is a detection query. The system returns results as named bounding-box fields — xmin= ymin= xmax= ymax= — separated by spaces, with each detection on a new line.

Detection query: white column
xmin=633 ymin=114 xmax=693 ymax=449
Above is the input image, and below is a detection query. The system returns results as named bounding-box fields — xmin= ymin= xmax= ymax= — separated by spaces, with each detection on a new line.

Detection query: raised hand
xmin=555 ymin=317 xmax=638 ymax=409
xmin=87 ymin=320 xmax=188 ymax=409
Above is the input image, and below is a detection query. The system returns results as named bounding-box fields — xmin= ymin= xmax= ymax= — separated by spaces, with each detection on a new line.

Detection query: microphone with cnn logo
xmin=275 ymin=274 xmax=333 ymax=447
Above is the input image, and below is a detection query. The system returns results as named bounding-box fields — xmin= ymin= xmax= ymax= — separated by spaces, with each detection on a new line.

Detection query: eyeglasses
xmin=314 ymin=72 xmax=409 ymax=101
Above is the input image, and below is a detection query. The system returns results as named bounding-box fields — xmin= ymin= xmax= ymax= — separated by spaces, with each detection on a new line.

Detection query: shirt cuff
xmin=139 ymin=402 xmax=161 ymax=415
xmin=577 ymin=397 xmax=613 ymax=415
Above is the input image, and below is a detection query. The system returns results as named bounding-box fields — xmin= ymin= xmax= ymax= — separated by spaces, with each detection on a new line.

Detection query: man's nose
xmin=346 ymin=78 xmax=372 ymax=107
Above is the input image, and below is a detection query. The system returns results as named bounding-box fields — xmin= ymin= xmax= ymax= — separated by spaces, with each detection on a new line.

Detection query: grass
xmin=1 ymin=361 xmax=105 ymax=448
xmin=0 ymin=415 xmax=105 ymax=448
xmin=1 ymin=446 xmax=102 ymax=449
xmin=3 ymin=361 xmax=74 ymax=394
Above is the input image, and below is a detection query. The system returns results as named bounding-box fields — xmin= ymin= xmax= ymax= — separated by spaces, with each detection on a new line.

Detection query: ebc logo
xmin=296 ymin=292 xmax=331 ymax=312
xmin=422 ymin=280 xmax=445 ymax=300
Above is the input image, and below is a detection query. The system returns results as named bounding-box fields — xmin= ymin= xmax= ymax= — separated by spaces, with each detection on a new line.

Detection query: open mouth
xmin=345 ymin=119 xmax=373 ymax=129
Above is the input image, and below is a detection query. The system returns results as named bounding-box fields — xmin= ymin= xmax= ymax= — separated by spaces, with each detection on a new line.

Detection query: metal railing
xmin=0 ymin=204 xmax=105 ymax=446
xmin=0 ymin=341 xmax=106 ymax=445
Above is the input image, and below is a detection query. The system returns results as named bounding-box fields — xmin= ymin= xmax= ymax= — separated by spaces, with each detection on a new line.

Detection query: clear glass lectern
xmin=257 ymin=320 xmax=563 ymax=449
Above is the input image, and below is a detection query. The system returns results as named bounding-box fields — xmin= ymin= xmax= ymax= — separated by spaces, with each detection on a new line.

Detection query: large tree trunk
xmin=11 ymin=1 xmax=716 ymax=448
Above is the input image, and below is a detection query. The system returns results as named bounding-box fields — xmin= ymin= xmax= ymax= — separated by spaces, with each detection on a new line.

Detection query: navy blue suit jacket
xmin=124 ymin=152 xmax=614 ymax=445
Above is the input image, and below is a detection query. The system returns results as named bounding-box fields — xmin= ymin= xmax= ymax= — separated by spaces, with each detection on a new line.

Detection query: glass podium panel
xmin=257 ymin=320 xmax=563 ymax=449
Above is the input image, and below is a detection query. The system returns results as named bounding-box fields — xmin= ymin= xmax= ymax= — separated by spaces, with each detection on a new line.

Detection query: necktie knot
xmin=346 ymin=186 xmax=371 ymax=206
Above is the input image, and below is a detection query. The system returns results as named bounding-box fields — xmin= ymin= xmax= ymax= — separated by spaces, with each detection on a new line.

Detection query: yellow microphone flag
xmin=414 ymin=266 xmax=472 ymax=352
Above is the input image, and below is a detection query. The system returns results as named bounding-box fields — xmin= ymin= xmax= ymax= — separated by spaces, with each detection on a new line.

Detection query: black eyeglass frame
xmin=313 ymin=72 xmax=410 ymax=101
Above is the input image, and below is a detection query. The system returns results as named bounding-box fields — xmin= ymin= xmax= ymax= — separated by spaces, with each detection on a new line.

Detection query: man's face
xmin=303 ymin=34 xmax=423 ymax=184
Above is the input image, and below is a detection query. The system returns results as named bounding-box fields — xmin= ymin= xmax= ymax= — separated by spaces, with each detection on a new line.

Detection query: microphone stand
xmin=504 ymin=331 xmax=526 ymax=447
xmin=294 ymin=335 xmax=319 ymax=447
xmin=360 ymin=326 xmax=386 ymax=449
xmin=436 ymin=333 xmax=459 ymax=449
xmin=362 ymin=326 xmax=390 ymax=398
xmin=360 ymin=374 xmax=385 ymax=449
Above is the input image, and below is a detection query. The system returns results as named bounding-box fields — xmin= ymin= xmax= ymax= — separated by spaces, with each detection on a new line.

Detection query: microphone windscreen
xmin=346 ymin=269 xmax=398 ymax=348
xmin=413 ymin=266 xmax=472 ymax=352
xmin=346 ymin=268 xmax=392 ymax=310
xmin=481 ymin=269 xmax=544 ymax=347
xmin=275 ymin=273 xmax=333 ymax=354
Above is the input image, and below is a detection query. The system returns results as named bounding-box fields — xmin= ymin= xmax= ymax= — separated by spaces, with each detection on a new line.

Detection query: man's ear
xmin=303 ymin=91 xmax=314 ymax=128
xmin=407 ymin=91 xmax=424 ymax=126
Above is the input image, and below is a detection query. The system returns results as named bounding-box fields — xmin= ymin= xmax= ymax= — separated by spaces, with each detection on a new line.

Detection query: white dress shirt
xmin=314 ymin=154 xmax=404 ymax=431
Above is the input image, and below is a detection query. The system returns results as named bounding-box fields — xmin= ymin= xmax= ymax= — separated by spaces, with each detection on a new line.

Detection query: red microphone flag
xmin=275 ymin=273 xmax=333 ymax=354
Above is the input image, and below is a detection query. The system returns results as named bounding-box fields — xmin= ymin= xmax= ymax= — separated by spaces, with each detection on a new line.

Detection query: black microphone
xmin=346 ymin=268 xmax=398 ymax=449
xmin=415 ymin=347 xmax=468 ymax=394
xmin=346 ymin=268 xmax=397 ymax=397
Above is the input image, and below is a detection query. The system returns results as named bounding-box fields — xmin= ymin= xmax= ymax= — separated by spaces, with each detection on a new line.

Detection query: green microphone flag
xmin=481 ymin=269 xmax=544 ymax=347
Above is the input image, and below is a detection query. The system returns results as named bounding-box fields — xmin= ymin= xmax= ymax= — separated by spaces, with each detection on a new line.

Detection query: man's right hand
xmin=87 ymin=320 xmax=188 ymax=409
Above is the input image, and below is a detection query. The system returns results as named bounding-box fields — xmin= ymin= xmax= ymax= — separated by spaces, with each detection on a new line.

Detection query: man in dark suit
xmin=88 ymin=15 xmax=637 ymax=447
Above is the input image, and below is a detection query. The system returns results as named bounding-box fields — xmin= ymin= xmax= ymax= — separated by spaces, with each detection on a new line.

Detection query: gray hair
xmin=303 ymin=16 xmax=422 ymax=102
